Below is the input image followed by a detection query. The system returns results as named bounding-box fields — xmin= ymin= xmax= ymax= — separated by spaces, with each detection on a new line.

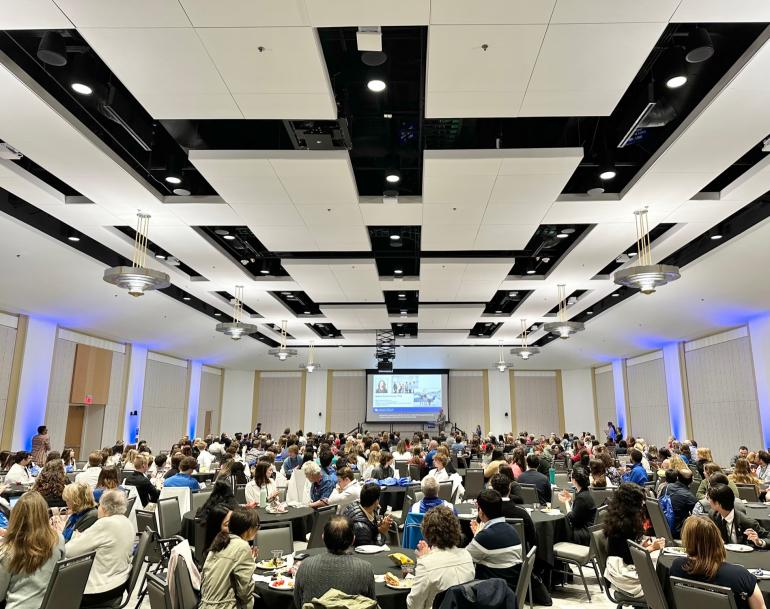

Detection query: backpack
xmin=659 ymin=488 xmax=675 ymax=531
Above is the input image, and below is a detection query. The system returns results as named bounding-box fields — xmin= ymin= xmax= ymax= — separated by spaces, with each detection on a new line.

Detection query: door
xmin=203 ymin=411 xmax=212 ymax=437
xmin=65 ymin=405 xmax=85 ymax=460
xmin=81 ymin=405 xmax=105 ymax=457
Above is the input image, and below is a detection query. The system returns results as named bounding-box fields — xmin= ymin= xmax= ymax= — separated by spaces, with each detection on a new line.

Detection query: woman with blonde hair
xmin=670 ymin=516 xmax=766 ymax=609
xmin=0 ymin=491 xmax=65 ymax=609
xmin=62 ymin=483 xmax=98 ymax=541
xmin=363 ymin=450 xmax=380 ymax=480
xmin=730 ymin=458 xmax=762 ymax=495
xmin=695 ymin=447 xmax=713 ymax=478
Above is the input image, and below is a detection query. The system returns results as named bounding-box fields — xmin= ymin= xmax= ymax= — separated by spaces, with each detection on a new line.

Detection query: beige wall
xmin=626 ymin=353 xmax=670 ymax=446
xmin=140 ymin=356 xmax=188 ymax=452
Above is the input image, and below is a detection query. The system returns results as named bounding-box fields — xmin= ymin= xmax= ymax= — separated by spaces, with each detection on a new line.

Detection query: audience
xmin=61 ymin=483 xmax=98 ymax=541
xmin=483 ymin=449 xmax=506 ymax=479
xmin=293 ymin=515 xmax=376 ymax=606
xmin=199 ymin=507 xmax=260 ymax=609
xmin=343 ymin=482 xmax=392 ymax=547
xmin=75 ymin=452 xmax=103 ymax=488
xmin=304 ymin=461 xmax=335 ymax=508
xmin=665 ymin=469 xmax=697 ymax=537
xmin=0 ymin=491 xmax=65 ymax=609
xmin=245 ymin=461 xmax=278 ymax=506
xmin=123 ymin=455 xmax=160 ymax=507
xmin=730 ymin=458 xmax=762 ymax=495
xmin=517 ymin=454 xmax=552 ymax=505
xmin=406 ymin=506 xmax=474 ymax=609
xmin=32 ymin=460 xmax=67 ymax=508
xmin=708 ymin=484 xmax=770 ymax=548
xmin=65 ymin=490 xmax=134 ymax=607
xmin=621 ymin=449 xmax=648 ymax=486
xmin=92 ymin=467 xmax=121 ymax=503
xmin=466 ymin=489 xmax=522 ymax=588
xmin=163 ymin=457 xmax=201 ymax=490
xmin=670 ymin=516 xmax=766 ymax=609
xmin=281 ymin=444 xmax=302 ymax=478
xmin=4 ymin=453 xmax=33 ymax=486
xmin=371 ymin=451 xmax=395 ymax=480
xmin=326 ymin=467 xmax=361 ymax=513
xmin=411 ymin=476 xmax=453 ymax=514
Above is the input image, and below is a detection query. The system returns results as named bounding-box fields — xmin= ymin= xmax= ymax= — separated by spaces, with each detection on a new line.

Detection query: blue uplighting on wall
xmin=187 ymin=361 xmax=202 ymax=439
xmin=611 ymin=360 xmax=627 ymax=433
xmin=124 ymin=344 xmax=147 ymax=444
xmin=662 ymin=343 xmax=686 ymax=441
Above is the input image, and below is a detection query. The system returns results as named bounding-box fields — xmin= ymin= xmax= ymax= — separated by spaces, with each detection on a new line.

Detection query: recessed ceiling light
xmin=495 ymin=310 xmax=502 ymax=314
xmin=666 ymin=75 xmax=687 ymax=89
xmin=304 ymin=311 xmax=310 ymax=314
xmin=155 ymin=253 xmax=166 ymax=260
xmin=172 ymin=187 xmax=191 ymax=196
xmin=398 ymin=293 xmax=406 ymax=298
xmin=599 ymin=169 xmax=617 ymax=180
xmin=384 ymin=113 xmax=393 ymax=119
xmin=686 ymin=27 xmax=714 ymax=64
xmin=240 ymin=259 xmax=249 ymax=265
xmin=526 ymin=270 xmax=536 ymax=275
xmin=260 ymin=269 xmax=270 ymax=274
xmin=394 ymin=269 xmax=403 ymax=275
xmin=282 ymin=291 xmax=292 ymax=295
xmin=223 ymin=235 xmax=235 ymax=241
xmin=214 ymin=312 xmax=221 ymax=316
xmin=556 ymin=233 xmax=569 ymax=239
xmin=386 ymin=172 xmax=400 ymax=183
xmin=710 ymin=234 xmax=723 ymax=240
xmin=611 ymin=293 xmax=619 ymax=297
xmin=390 ymin=234 xmax=401 ymax=241
xmin=183 ymin=296 xmax=191 ymax=301
xmin=165 ymin=175 xmax=182 ymax=185
xmin=587 ymin=311 xmax=594 ymax=315
xmin=67 ymin=235 xmax=80 ymax=242
xmin=367 ymin=79 xmax=386 ymax=92
xmin=628 ymin=252 xmax=637 ymax=257
xmin=71 ymin=82 xmax=93 ymax=95
xmin=587 ymin=186 xmax=605 ymax=196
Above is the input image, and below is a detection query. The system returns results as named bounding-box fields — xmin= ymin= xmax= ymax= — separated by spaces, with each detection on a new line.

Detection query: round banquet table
xmin=378 ymin=485 xmax=408 ymax=513
xmin=658 ymin=548 xmax=770 ymax=605
xmin=455 ymin=503 xmax=567 ymax=566
xmin=254 ymin=546 xmax=415 ymax=609
xmin=182 ymin=505 xmax=315 ymax=544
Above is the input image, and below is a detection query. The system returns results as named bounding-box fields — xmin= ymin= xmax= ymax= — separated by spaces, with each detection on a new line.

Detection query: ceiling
xmin=1 ymin=1 xmax=770 ymax=371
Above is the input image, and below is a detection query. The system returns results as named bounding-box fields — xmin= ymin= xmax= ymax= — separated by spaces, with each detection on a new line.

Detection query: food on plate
xmin=388 ymin=552 xmax=414 ymax=566
xmin=257 ymin=558 xmax=287 ymax=569
xmin=270 ymin=578 xmax=294 ymax=589
xmin=384 ymin=572 xmax=401 ymax=587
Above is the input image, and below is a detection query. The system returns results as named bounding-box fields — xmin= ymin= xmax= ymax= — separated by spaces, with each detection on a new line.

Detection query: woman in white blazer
xmin=65 ymin=489 xmax=135 ymax=608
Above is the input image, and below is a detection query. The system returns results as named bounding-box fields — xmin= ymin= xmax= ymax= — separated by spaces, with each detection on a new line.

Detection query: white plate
xmin=268 ymin=579 xmax=294 ymax=590
xmin=385 ymin=581 xmax=413 ymax=590
xmin=725 ymin=543 xmax=754 ymax=553
xmin=355 ymin=545 xmax=387 ymax=554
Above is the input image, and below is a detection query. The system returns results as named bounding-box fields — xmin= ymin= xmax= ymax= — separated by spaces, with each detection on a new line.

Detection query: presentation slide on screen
xmin=366 ymin=373 xmax=448 ymax=422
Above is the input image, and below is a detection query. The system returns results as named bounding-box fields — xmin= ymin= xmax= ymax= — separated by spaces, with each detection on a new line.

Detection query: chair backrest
xmin=193 ymin=517 xmax=208 ymax=566
xmin=158 ymin=496 xmax=183 ymax=538
xmin=396 ymin=461 xmax=409 ymax=477
xmin=438 ymin=481 xmax=453 ymax=502
xmin=594 ymin=504 xmax=609 ymax=525
xmin=671 ymin=577 xmax=738 ymax=609
xmin=125 ymin=495 xmax=137 ymax=517
xmin=408 ymin=464 xmax=421 ymax=481
xmin=515 ymin=547 xmax=537 ymax=609
xmin=736 ymin=484 xmax=759 ymax=502
xmin=627 ymin=540 xmax=670 ymax=609
xmin=234 ymin=484 xmax=247 ymax=504
xmin=278 ymin=487 xmax=288 ymax=502
xmin=402 ymin=512 xmax=425 ymax=550
xmin=308 ymin=505 xmax=337 ymax=549
xmin=645 ymin=498 xmax=674 ymax=543
xmin=39 ymin=552 xmax=95 ymax=609
xmin=589 ymin=525 xmax=608 ymax=575
xmin=146 ymin=571 xmax=171 ymax=609
xmin=518 ymin=484 xmax=539 ymax=505
xmin=190 ymin=489 xmax=212 ymax=514
xmin=173 ymin=555 xmax=199 ymax=609
xmin=159 ymin=486 xmax=190 ymax=517
xmin=255 ymin=521 xmax=294 ymax=557
xmin=464 ymin=469 xmax=485 ymax=500
xmin=554 ymin=472 xmax=570 ymax=488
xmin=505 ymin=517 xmax=526 ymax=553
xmin=589 ymin=487 xmax=615 ymax=506
xmin=125 ymin=530 xmax=154 ymax=598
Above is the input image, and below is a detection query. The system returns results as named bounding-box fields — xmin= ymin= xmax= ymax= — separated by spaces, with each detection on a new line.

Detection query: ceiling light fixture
xmin=383 ymin=113 xmax=393 ymax=119
xmin=182 ymin=296 xmax=191 ymax=301
xmin=103 ymin=213 xmax=170 ymax=297
xmin=367 ymin=79 xmax=386 ymax=92
xmin=686 ymin=27 xmax=714 ymax=63
xmin=613 ymin=208 xmax=680 ymax=294
xmin=386 ymin=171 xmax=400 ymax=183
xmin=665 ymin=49 xmax=688 ymax=89
xmin=37 ymin=32 xmax=68 ymax=67
xmin=526 ymin=269 xmax=536 ymax=275
xmin=394 ymin=269 xmax=403 ymax=275
xmin=710 ymin=234 xmax=723 ymax=240
xmin=223 ymin=234 xmax=235 ymax=241
xmin=67 ymin=235 xmax=80 ymax=242
xmin=599 ymin=167 xmax=617 ymax=180
xmin=155 ymin=253 xmax=166 ymax=260
xmin=390 ymin=234 xmax=401 ymax=241
xmin=269 ymin=320 xmax=298 ymax=361
xmin=216 ymin=285 xmax=258 ymax=340
xmin=300 ymin=342 xmax=321 ymax=373
xmin=69 ymin=54 xmax=93 ymax=95
xmin=511 ymin=319 xmax=540 ymax=360
xmin=493 ymin=340 xmax=508 ymax=373
xmin=259 ymin=260 xmax=271 ymax=275
xmin=556 ymin=233 xmax=568 ymax=239
xmin=543 ymin=284 xmax=584 ymax=339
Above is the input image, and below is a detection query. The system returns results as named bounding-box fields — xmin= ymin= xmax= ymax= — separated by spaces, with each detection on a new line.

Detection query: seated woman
xmin=730 ymin=458 xmax=762 ymax=496
xmin=656 ymin=469 xmax=679 ymax=499
xmin=411 ymin=476 xmax=453 ymax=514
xmin=343 ymin=482 xmax=392 ymax=547
xmin=670 ymin=516 xmax=766 ymax=609
xmin=371 ymin=451 xmax=395 ymax=480
xmin=65 ymin=490 xmax=135 ymax=608
xmin=32 ymin=459 xmax=68 ymax=508
xmin=406 ymin=506 xmax=475 ymax=609
xmin=199 ymin=508 xmax=260 ymax=609
xmin=62 ymin=483 xmax=98 ymax=542
xmin=362 ymin=450 xmax=380 ymax=480
xmin=483 ymin=449 xmax=506 ymax=480
xmin=93 ymin=467 xmax=123 ymax=503
xmin=245 ymin=462 xmax=278 ymax=507
xmin=61 ymin=448 xmax=77 ymax=473
xmin=558 ymin=468 xmax=596 ymax=545
xmin=0 ymin=491 xmax=65 ymax=609
xmin=603 ymin=483 xmax=666 ymax=598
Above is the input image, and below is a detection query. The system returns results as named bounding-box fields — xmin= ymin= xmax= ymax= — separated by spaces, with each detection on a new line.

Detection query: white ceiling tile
xmin=253 ymin=226 xmax=318 ymax=251
xmin=55 ymin=0 xmax=190 ymax=26
xmin=295 ymin=205 xmax=364 ymax=226
xmin=48 ymin=204 xmax=119 ymax=227
xmin=461 ymin=262 xmax=513 ymax=282
xmin=455 ymin=280 xmax=502 ymax=301
xmin=80 ymin=28 xmax=240 ymax=119
xmin=426 ymin=25 xmax=547 ymax=118
xmin=320 ymin=305 xmax=390 ymax=330
xmin=423 ymin=203 xmax=486 ymax=225
xmin=489 ymin=174 xmax=566 ymax=204
xmin=482 ymin=202 xmax=550 ymax=225
xmin=331 ymin=263 xmax=383 ymax=302
xmin=231 ymin=203 xmax=304 ymax=226
xmin=671 ymin=0 xmax=770 ymax=22
xmin=544 ymin=201 xmax=633 ymax=224
xmin=270 ymin=154 xmax=359 ymax=205
xmin=281 ymin=263 xmax=342 ymax=302
xmin=520 ymin=23 xmax=665 ymax=117
xmin=359 ymin=203 xmax=423 ymax=226
xmin=422 ymin=174 xmax=496 ymax=205
xmin=204 ymin=176 xmax=291 ymax=206
xmin=304 ymin=0 xmax=430 ymax=26
xmin=0 ymin=0 xmax=72 ymax=28
xmin=551 ymin=0 xmax=680 ymax=23
xmin=429 ymin=0 xmax=555 ymax=24
xmin=423 ymin=150 xmax=502 ymax=176
xmin=663 ymin=200 xmax=747 ymax=223
xmin=419 ymin=281 xmax=461 ymax=302
xmin=418 ymin=304 xmax=484 ymax=330
xmin=497 ymin=148 xmax=583 ymax=174
xmin=166 ymin=203 xmax=242 ymax=225
xmin=196 ymin=27 xmax=335 ymax=119
xmin=421 ymin=225 xmax=477 ymax=250
xmin=180 ymin=0 xmax=309 ymax=26
xmin=474 ymin=225 xmax=537 ymax=250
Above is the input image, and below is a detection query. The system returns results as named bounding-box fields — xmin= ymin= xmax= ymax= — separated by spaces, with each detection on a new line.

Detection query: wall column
xmin=303 ymin=369 xmax=327 ymax=433
xmin=748 ymin=317 xmax=770 ymax=449
xmin=122 ymin=344 xmax=147 ymax=444
xmin=662 ymin=343 xmax=692 ymax=441
xmin=612 ymin=359 xmax=629 ymax=437
xmin=186 ymin=361 xmax=202 ymax=440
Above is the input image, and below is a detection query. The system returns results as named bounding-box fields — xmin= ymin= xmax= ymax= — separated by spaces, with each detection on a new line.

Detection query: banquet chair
xmin=505 ymin=518 xmax=531 ymax=607
xmin=158 ymin=486 xmax=190 ymax=517
xmin=39 ymin=551 xmax=95 ymax=609
xmin=518 ymin=484 xmax=539 ymax=506
xmin=146 ymin=572 xmax=171 ymax=609
xmin=671 ymin=577 xmax=737 ymax=609
xmin=589 ymin=525 xmax=646 ymax=609
xmin=158 ymin=497 xmax=183 ymax=537
xmin=464 ymin=468 xmax=484 ymax=500
xmin=255 ymin=521 xmax=294 ymax=557
xmin=627 ymin=541 xmax=669 ymax=609
xmin=515 ymin=547 xmax=536 ymax=609
xmin=408 ymin=464 xmax=421 ymax=481
xmin=171 ymin=555 xmax=199 ymax=609
xmin=552 ymin=529 xmax=604 ymax=601
xmin=594 ymin=504 xmax=609 ymax=525
xmin=307 ymin=505 xmax=337 ymax=549
xmin=736 ymin=484 xmax=759 ymax=502
xmin=645 ymin=498 xmax=677 ymax=545
xmin=402 ymin=512 xmax=425 ymax=550
xmin=589 ymin=487 xmax=615 ymax=506
xmin=554 ymin=472 xmax=570 ymax=489
xmin=124 ymin=495 xmax=137 ymax=517
xmin=438 ymin=481 xmax=453 ymax=502
xmin=396 ymin=461 xmax=409 ymax=477
xmin=192 ymin=517 xmax=208 ymax=566
xmin=190 ymin=489 xmax=212 ymax=515
xmin=234 ymin=484 xmax=247 ymax=504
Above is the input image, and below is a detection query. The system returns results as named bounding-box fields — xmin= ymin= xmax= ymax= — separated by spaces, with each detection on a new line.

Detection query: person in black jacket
xmin=123 ymin=455 xmax=160 ymax=507
xmin=558 ymin=467 xmax=596 ymax=545
xmin=342 ymin=482 xmax=392 ymax=546
xmin=517 ymin=454 xmax=552 ymax=505
xmin=370 ymin=452 xmax=395 ymax=481
xmin=708 ymin=484 xmax=770 ymax=548
xmin=489 ymin=474 xmax=537 ymax=552
xmin=666 ymin=469 xmax=697 ymax=538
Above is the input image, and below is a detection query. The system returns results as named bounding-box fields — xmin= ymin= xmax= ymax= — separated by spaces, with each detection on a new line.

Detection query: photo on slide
xmin=367 ymin=373 xmax=446 ymax=422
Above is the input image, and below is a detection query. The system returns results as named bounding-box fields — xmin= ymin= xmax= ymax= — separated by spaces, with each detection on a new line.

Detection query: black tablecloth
xmin=455 ymin=503 xmax=567 ymax=565
xmin=658 ymin=549 xmax=770 ymax=604
xmin=378 ymin=486 xmax=408 ymax=513
xmin=254 ymin=546 xmax=415 ymax=609
xmin=182 ymin=506 xmax=315 ymax=544
xmin=745 ymin=505 xmax=770 ymax=530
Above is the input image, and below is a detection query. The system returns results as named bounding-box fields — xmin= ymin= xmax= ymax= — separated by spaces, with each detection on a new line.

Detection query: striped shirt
xmin=466 ymin=517 xmax=522 ymax=587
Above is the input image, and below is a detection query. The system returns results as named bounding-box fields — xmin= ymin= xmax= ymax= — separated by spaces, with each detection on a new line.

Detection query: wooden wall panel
xmin=329 ymin=371 xmax=365 ymax=433
xmin=70 ymin=344 xmax=112 ymax=404
xmin=199 ymin=370 xmax=223 ymax=437
xmin=258 ymin=372 xmax=302 ymax=436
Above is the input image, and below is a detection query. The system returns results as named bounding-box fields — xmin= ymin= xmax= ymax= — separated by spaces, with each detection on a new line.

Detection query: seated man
xmin=666 ymin=469 xmax=697 ymax=538
xmin=162 ymin=457 xmax=201 ymax=491
xmin=281 ymin=444 xmax=302 ymax=479
xmin=708 ymin=484 xmax=770 ymax=548
xmin=74 ymin=451 xmax=103 ymax=488
xmin=304 ymin=461 xmax=335 ymax=509
xmin=327 ymin=467 xmax=361 ymax=513
xmin=622 ymin=449 xmax=649 ymax=486
xmin=516 ymin=454 xmax=552 ymax=505
xmin=343 ymin=482 xmax=392 ymax=547
xmin=293 ymin=515 xmax=376 ymax=606
xmin=489 ymin=474 xmax=536 ymax=551
xmin=411 ymin=476 xmax=453 ymax=514
xmin=123 ymin=455 xmax=160 ymax=507
xmin=466 ymin=489 xmax=522 ymax=589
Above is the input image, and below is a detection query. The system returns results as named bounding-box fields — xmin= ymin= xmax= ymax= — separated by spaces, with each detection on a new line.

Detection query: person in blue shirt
xmin=305 ymin=461 xmax=334 ymax=508
xmin=281 ymin=444 xmax=302 ymax=478
xmin=424 ymin=440 xmax=438 ymax=469
xmin=622 ymin=449 xmax=649 ymax=486
xmin=163 ymin=456 xmax=201 ymax=491
xmin=319 ymin=451 xmax=337 ymax=484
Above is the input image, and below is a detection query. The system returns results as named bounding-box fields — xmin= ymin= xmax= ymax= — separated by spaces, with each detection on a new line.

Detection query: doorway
xmin=65 ymin=405 xmax=85 ymax=460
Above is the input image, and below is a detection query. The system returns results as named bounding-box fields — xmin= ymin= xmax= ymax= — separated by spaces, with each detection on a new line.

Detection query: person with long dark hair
xmin=245 ymin=461 xmax=278 ymax=506
xmin=558 ymin=468 xmax=595 ymax=545
xmin=199 ymin=508 xmax=260 ymax=609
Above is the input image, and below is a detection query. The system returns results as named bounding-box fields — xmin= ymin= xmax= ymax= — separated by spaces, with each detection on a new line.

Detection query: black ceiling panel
xmin=271 ymin=291 xmax=322 ymax=316
xmin=115 ymin=225 xmax=205 ymax=280
xmin=368 ymin=225 xmax=421 ymax=277
xmin=469 ymin=322 xmax=503 ymax=338
xmin=307 ymin=322 xmax=344 ymax=339
xmin=384 ymin=289 xmax=419 ymax=315
xmin=392 ymin=322 xmax=418 ymax=337
xmin=483 ymin=289 xmax=533 ymax=316
xmin=196 ymin=226 xmax=288 ymax=277
xmin=545 ymin=289 xmax=588 ymax=316
xmin=214 ymin=291 xmax=260 ymax=317
xmin=509 ymin=224 xmax=591 ymax=276
xmin=594 ymin=223 xmax=678 ymax=276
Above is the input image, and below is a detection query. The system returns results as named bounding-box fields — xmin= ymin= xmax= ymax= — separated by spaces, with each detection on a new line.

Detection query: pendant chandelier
xmin=493 ymin=340 xmax=508 ymax=373
xmin=268 ymin=320 xmax=297 ymax=361
xmin=510 ymin=319 xmax=540 ymax=360
xmin=613 ymin=208 xmax=680 ymax=294
xmin=300 ymin=342 xmax=321 ymax=373
xmin=103 ymin=213 xmax=170 ymax=297
xmin=216 ymin=286 xmax=258 ymax=340
xmin=543 ymin=284 xmax=584 ymax=339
